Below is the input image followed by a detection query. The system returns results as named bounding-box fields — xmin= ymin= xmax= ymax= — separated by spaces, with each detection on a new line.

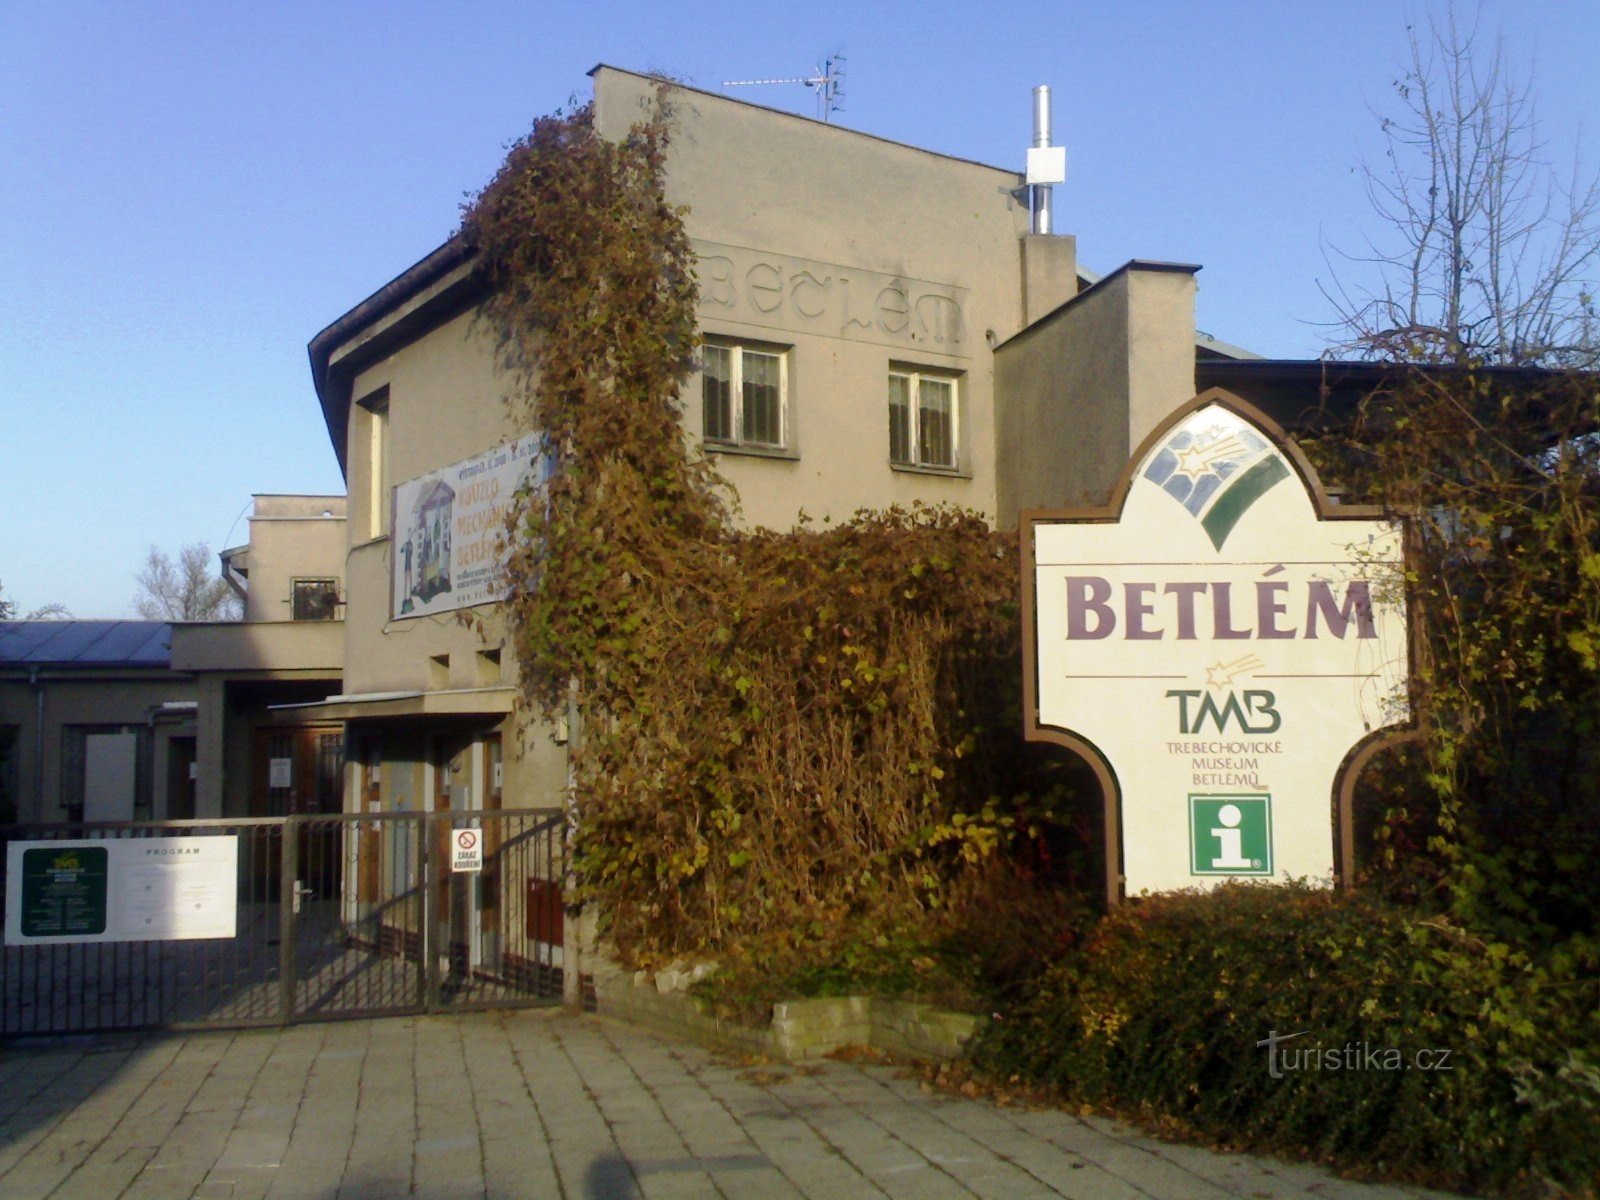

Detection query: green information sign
xmin=19 ymin=845 xmax=109 ymax=938
xmin=1189 ymin=795 xmax=1272 ymax=876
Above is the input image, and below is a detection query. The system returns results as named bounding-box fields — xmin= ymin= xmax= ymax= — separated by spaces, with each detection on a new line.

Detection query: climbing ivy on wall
xmin=1306 ymin=368 xmax=1600 ymax=938
xmin=461 ymin=92 xmax=1085 ymax=968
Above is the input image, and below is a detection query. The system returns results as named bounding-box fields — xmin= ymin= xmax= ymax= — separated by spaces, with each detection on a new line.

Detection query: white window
xmin=702 ymin=342 xmax=787 ymax=450
xmin=888 ymin=369 xmax=959 ymax=470
xmin=62 ymin=725 xmax=145 ymax=821
xmin=359 ymin=388 xmax=391 ymax=537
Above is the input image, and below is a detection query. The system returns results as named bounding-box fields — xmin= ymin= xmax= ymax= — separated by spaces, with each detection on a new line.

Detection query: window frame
xmin=700 ymin=339 xmax=792 ymax=455
xmin=290 ymin=577 xmax=342 ymax=621
xmin=888 ymin=365 xmax=963 ymax=473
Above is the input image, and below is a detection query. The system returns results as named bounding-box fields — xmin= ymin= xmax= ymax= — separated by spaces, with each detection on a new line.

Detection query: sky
xmin=3 ymin=0 xmax=1597 ymax=618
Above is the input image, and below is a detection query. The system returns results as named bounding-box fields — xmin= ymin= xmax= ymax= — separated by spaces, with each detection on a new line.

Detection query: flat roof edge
xmin=996 ymin=259 xmax=1203 ymax=350
xmin=588 ymin=63 xmax=1022 ymax=181
xmin=308 ymin=238 xmax=480 ymax=472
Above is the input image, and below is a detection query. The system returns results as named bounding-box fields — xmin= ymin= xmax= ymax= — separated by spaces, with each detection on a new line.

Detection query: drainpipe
xmin=29 ymin=666 xmax=44 ymax=817
xmin=219 ymin=545 xmax=248 ymax=610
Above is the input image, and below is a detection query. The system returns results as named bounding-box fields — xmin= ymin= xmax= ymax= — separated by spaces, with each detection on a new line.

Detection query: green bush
xmin=973 ymin=884 xmax=1600 ymax=1198
xmin=693 ymin=861 xmax=1103 ymax=1023
xmin=1304 ymin=370 xmax=1600 ymax=940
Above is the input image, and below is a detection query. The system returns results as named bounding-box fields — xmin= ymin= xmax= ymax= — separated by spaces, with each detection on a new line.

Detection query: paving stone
xmin=122 ymin=1158 xmax=216 ymax=1199
xmin=0 ymin=1010 xmax=1492 ymax=1200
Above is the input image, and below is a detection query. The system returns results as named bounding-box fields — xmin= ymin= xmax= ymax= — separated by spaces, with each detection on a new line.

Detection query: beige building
xmin=301 ymin=67 xmax=1254 ymax=835
xmin=170 ymin=494 xmax=347 ymax=818
xmin=1 ymin=495 xmax=348 ymax=826
xmin=5 ymin=67 xmax=1282 ymax=875
xmin=4 ymin=66 xmax=1393 ymax=1027
xmin=0 ymin=622 xmax=197 ymax=825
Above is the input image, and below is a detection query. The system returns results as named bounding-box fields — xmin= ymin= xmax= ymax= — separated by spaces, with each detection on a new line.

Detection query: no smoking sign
xmin=451 ymin=827 xmax=483 ymax=873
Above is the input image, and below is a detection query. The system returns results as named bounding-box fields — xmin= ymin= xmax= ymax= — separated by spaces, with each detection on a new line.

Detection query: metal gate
xmin=0 ymin=809 xmax=567 ymax=1036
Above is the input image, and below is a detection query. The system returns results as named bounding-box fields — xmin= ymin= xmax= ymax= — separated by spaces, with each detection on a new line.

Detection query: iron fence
xmin=0 ymin=809 xmax=566 ymax=1036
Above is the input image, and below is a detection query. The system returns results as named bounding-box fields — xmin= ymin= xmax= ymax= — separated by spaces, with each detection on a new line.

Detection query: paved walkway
xmin=0 ymin=1010 xmax=1465 ymax=1200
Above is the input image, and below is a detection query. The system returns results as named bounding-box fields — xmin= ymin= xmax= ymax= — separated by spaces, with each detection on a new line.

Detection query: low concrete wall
xmin=870 ymin=998 xmax=989 ymax=1061
xmin=590 ymin=958 xmax=984 ymax=1062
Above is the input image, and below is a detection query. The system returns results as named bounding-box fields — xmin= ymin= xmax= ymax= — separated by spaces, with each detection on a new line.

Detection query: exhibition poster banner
xmin=4 ymin=836 xmax=239 ymax=944
xmin=1024 ymin=392 xmax=1410 ymax=896
xmin=391 ymin=433 xmax=551 ymax=620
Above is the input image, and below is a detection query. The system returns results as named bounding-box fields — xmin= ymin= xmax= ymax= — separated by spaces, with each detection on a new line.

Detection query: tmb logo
xmin=1166 ymin=689 xmax=1280 ymax=734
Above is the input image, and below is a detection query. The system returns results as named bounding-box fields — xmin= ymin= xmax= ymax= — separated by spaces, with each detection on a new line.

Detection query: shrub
xmin=973 ymin=884 xmax=1600 ymax=1197
xmin=1307 ymin=370 xmax=1600 ymax=939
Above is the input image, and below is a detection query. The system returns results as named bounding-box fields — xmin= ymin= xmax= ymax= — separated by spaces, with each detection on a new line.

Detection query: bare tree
xmin=0 ymin=579 xmax=69 ymax=620
xmin=1322 ymin=6 xmax=1600 ymax=366
xmin=134 ymin=543 xmax=241 ymax=622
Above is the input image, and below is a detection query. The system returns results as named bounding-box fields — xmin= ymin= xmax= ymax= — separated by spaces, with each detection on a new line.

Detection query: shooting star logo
xmin=1205 ymin=654 xmax=1264 ymax=688
xmin=1144 ymin=411 xmax=1291 ymax=550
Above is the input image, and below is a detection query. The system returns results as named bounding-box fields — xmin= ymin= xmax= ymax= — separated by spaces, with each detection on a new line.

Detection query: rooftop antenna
xmin=1026 ymin=85 xmax=1067 ymax=235
xmin=723 ymin=51 xmax=846 ymax=123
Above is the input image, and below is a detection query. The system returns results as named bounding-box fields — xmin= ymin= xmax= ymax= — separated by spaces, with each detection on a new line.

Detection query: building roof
xmin=0 ymin=621 xmax=174 ymax=668
xmin=307 ymin=65 xmax=1032 ymax=476
xmin=1194 ymin=357 xmax=1594 ymax=435
xmin=587 ymin=64 xmax=1019 ymax=177
xmin=995 ymin=259 xmax=1202 ymax=352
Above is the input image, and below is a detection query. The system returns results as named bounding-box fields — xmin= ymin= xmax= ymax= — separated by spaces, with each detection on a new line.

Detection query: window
xmin=291 ymin=578 xmax=341 ymax=621
xmin=702 ymin=342 xmax=787 ymax=450
xmin=62 ymin=725 xmax=146 ymax=821
xmin=359 ymin=387 xmax=390 ymax=537
xmin=888 ymin=368 xmax=960 ymax=471
xmin=0 ymin=725 xmax=18 ymax=823
xmin=360 ymin=739 xmax=382 ymax=810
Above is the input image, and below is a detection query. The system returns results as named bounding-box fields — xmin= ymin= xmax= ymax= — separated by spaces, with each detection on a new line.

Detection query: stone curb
xmin=591 ymin=960 xmax=985 ymax=1062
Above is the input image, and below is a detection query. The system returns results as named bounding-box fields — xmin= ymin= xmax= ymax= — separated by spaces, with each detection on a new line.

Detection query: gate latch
xmin=292 ymin=881 xmax=315 ymax=914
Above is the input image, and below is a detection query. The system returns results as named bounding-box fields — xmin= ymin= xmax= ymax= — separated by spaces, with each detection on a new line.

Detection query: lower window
xmin=62 ymin=724 xmax=147 ymax=821
xmin=0 ymin=725 xmax=18 ymax=823
xmin=702 ymin=342 xmax=788 ymax=450
xmin=292 ymin=577 xmax=341 ymax=621
xmin=888 ymin=368 xmax=959 ymax=470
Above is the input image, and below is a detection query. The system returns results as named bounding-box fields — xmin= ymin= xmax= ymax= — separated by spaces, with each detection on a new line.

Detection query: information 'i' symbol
xmin=1210 ymin=803 xmax=1254 ymax=869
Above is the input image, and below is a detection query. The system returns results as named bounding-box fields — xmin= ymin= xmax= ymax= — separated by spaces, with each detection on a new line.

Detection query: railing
xmin=0 ymin=809 xmax=566 ymax=1036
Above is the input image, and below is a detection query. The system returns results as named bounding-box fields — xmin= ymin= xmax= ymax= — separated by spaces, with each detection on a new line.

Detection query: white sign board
xmin=392 ymin=433 xmax=551 ymax=620
xmin=268 ymin=757 xmax=293 ymax=789
xmin=451 ymin=828 xmax=484 ymax=873
xmin=83 ymin=731 xmax=138 ymax=822
xmin=5 ymin=836 xmax=239 ymax=945
xmin=1026 ymin=396 xmax=1409 ymax=895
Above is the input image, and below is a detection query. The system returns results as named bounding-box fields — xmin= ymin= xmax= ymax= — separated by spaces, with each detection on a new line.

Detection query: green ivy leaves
xmin=461 ymin=90 xmax=1086 ymax=972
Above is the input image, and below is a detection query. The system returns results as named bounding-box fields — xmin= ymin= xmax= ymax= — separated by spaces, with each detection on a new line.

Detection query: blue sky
xmin=3 ymin=1 xmax=1597 ymax=617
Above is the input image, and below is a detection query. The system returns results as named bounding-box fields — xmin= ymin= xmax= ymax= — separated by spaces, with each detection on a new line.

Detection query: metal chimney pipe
xmin=1032 ymin=85 xmax=1053 ymax=235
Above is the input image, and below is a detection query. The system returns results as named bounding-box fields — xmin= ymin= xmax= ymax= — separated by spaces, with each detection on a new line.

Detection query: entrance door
xmin=166 ymin=736 xmax=197 ymax=820
xmin=254 ymin=727 xmax=344 ymax=818
xmin=253 ymin=726 xmax=345 ymax=903
xmin=430 ymin=734 xmax=478 ymax=982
